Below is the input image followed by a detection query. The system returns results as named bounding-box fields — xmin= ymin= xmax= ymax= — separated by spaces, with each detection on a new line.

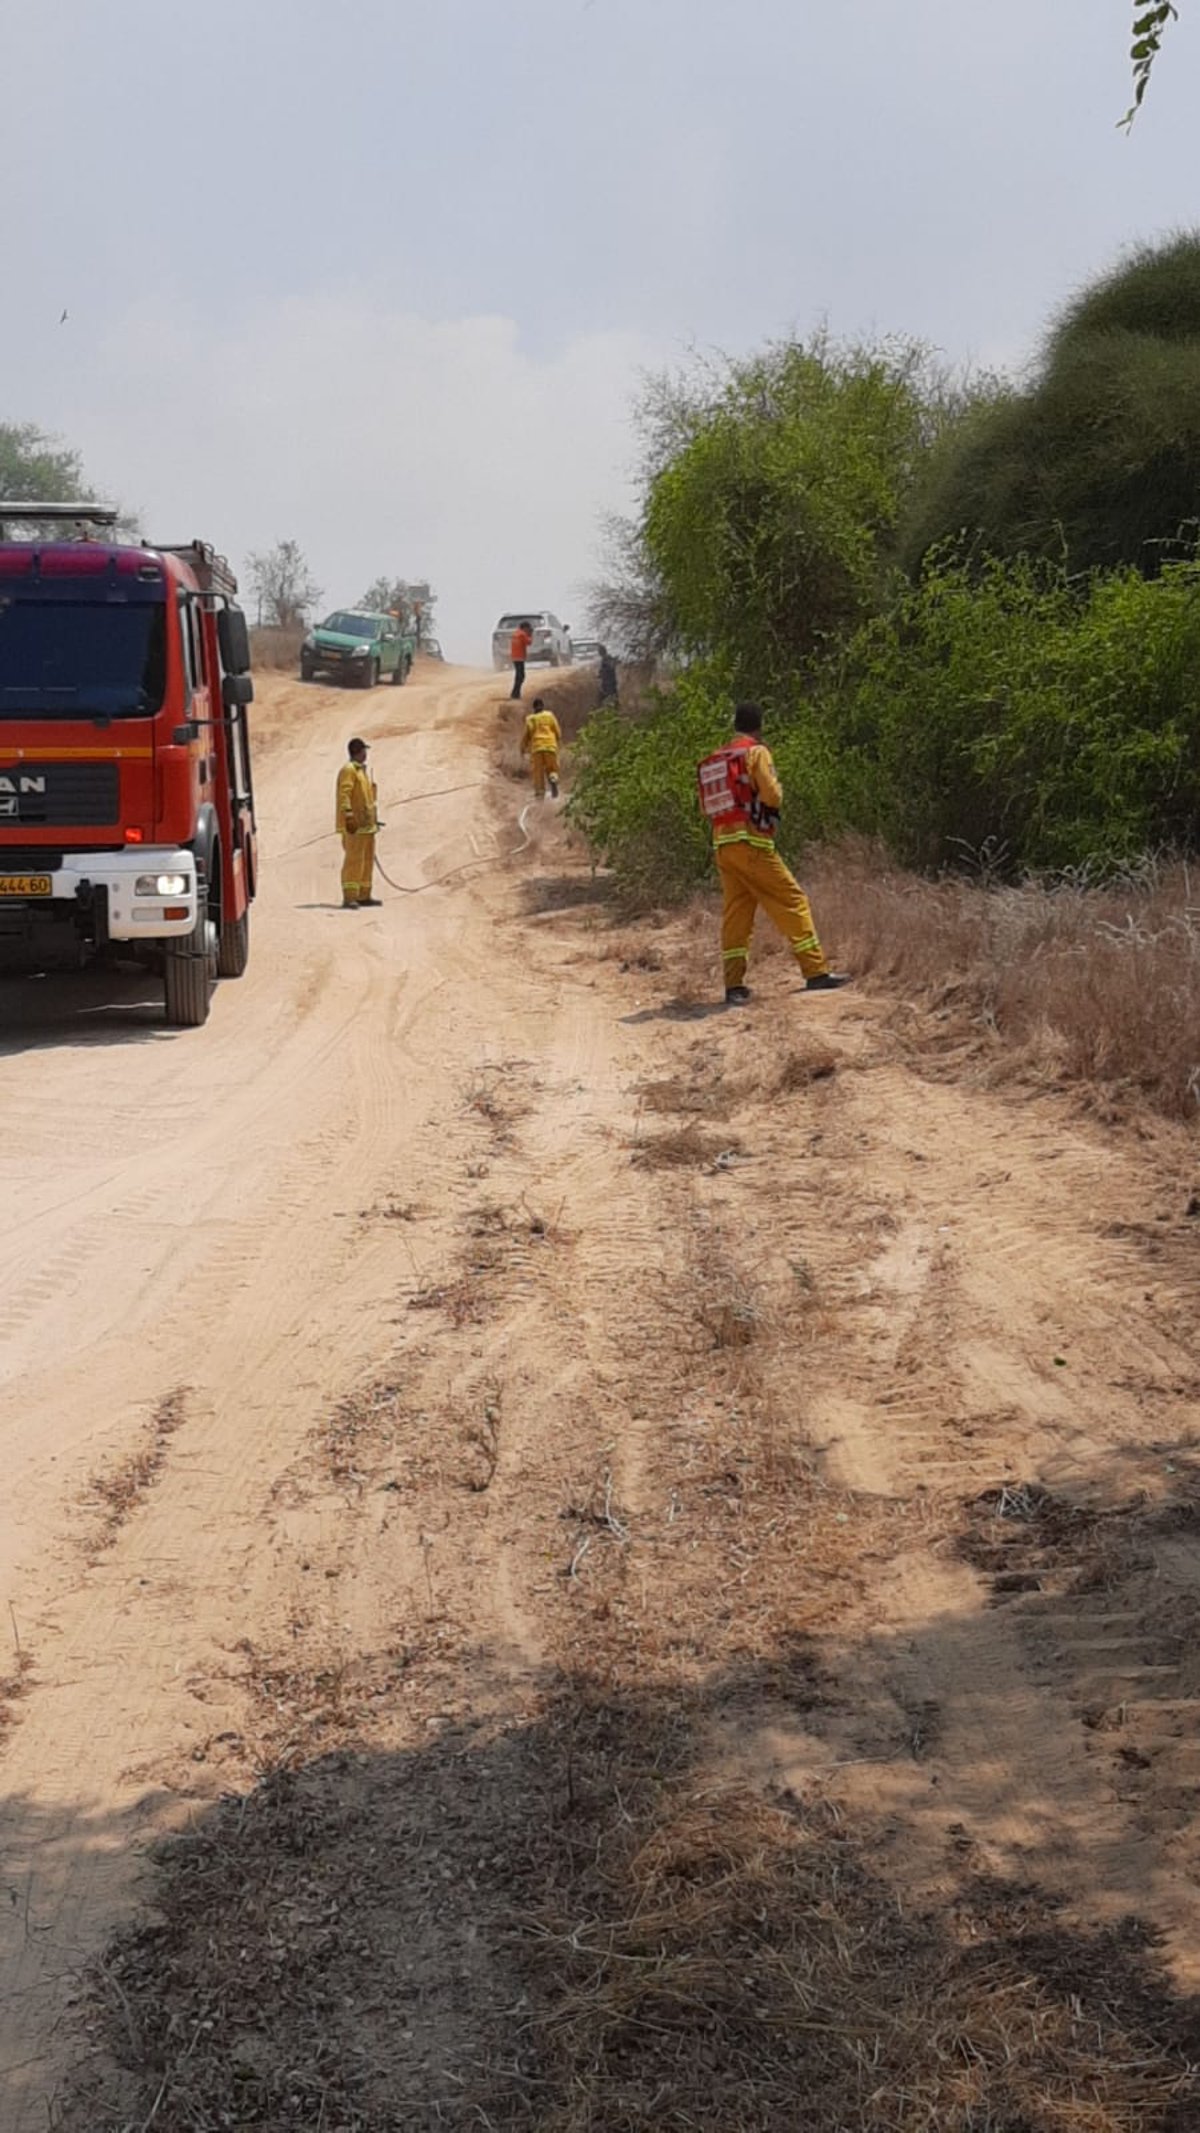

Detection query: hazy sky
xmin=6 ymin=1 xmax=1196 ymax=659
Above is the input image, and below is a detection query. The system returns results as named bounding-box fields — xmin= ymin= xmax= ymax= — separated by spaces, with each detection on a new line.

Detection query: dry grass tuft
xmin=773 ymin=1042 xmax=837 ymax=1092
xmin=361 ymin=1195 xmax=421 ymax=1224
xmin=631 ymin=1123 xmax=744 ymax=1171
xmin=462 ymin=1061 xmax=534 ymax=1144
xmin=322 ymin=1374 xmax=410 ymax=1488
xmin=408 ymin=1272 xmax=491 ymax=1328
xmin=0 ymin=1645 xmax=35 ymax=1741
xmin=238 ymin=1640 xmax=423 ymax=1768
xmin=958 ymin=1465 xmax=1200 ymax=1604
xmin=689 ymin=1230 xmax=765 ymax=1352
xmin=459 ymin=1386 xmax=503 ymax=1492
xmin=83 ymin=1389 xmax=188 ymax=1549
xmin=636 ymin=1063 xmax=749 ymax=1120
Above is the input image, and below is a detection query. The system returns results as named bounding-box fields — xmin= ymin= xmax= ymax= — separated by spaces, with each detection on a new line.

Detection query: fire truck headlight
xmin=136 ymin=872 xmax=190 ymax=896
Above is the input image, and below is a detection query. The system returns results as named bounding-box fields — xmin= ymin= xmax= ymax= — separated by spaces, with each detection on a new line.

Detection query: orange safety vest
xmin=697 ymin=739 xmax=779 ymax=843
xmin=511 ymin=627 xmax=531 ymax=661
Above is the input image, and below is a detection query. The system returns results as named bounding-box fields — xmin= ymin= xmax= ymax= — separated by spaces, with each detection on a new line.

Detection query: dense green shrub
xmin=826 ymin=557 xmax=1200 ymax=870
xmin=571 ymin=560 xmax=1200 ymax=891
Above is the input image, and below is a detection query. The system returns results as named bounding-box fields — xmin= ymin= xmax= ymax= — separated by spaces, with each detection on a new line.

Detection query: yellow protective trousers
xmin=715 ymin=839 xmax=829 ymax=985
xmin=531 ymin=749 xmax=559 ymax=796
xmin=341 ymin=830 xmax=376 ymax=902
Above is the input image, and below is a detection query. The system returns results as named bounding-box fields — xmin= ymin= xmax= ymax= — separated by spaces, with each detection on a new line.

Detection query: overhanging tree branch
xmin=1121 ymin=2 xmax=1178 ymax=129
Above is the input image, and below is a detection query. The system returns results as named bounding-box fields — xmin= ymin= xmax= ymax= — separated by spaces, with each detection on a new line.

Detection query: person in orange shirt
xmin=510 ymin=619 xmax=533 ymax=700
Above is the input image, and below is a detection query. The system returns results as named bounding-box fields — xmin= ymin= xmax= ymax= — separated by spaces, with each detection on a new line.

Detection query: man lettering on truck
xmin=336 ymin=739 xmax=382 ymax=909
xmin=510 ymin=618 xmax=533 ymax=701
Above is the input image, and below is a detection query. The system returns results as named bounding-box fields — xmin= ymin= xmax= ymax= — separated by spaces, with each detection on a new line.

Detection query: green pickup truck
xmin=300 ymin=609 xmax=416 ymax=688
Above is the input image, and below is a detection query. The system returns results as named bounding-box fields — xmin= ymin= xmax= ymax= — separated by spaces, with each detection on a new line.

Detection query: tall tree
xmin=247 ymin=540 xmax=321 ymax=629
xmin=636 ymin=334 xmax=964 ymax=690
xmin=0 ymin=420 xmax=86 ymax=502
xmin=0 ymin=421 xmax=134 ymax=538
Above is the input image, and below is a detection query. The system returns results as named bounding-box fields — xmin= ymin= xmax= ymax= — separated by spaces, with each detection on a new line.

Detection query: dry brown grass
xmin=462 ymin=1060 xmax=534 ymax=1144
xmin=82 ymin=1389 xmax=187 ymax=1550
xmin=516 ymin=1769 xmax=1200 ymax=2133
xmin=773 ymin=1040 xmax=838 ymax=1091
xmin=0 ymin=1645 xmax=34 ymax=1741
xmin=630 ymin=1122 xmax=744 ymax=1170
xmin=321 ymin=1372 xmax=410 ymax=1488
xmin=580 ymin=835 xmax=1200 ymax=1120
xmin=248 ymin=622 xmax=305 ymax=671
xmin=806 ymin=843 xmax=1200 ymax=1119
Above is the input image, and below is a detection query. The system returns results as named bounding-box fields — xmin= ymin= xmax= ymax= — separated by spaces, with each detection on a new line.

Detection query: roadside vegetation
xmin=574 ymin=235 xmax=1200 ymax=1116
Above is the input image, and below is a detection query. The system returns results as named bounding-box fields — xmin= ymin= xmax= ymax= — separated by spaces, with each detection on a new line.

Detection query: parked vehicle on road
xmin=570 ymin=637 xmax=602 ymax=665
xmin=301 ymin=609 xmax=415 ymax=688
xmin=0 ymin=501 xmax=258 ymax=1027
xmin=491 ymin=611 xmax=572 ymax=671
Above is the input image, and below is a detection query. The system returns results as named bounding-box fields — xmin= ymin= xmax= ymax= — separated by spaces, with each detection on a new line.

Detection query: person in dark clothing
xmin=597 ymin=645 xmax=619 ymax=707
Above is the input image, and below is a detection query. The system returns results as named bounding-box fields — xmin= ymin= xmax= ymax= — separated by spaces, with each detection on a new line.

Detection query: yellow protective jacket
xmin=521 ymin=708 xmax=562 ymax=755
xmin=712 ymin=742 xmax=783 ymax=850
xmin=336 ymin=759 xmax=378 ymax=834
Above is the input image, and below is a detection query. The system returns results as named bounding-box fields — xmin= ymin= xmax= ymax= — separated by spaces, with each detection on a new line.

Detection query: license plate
xmin=0 ymin=875 xmax=52 ymax=896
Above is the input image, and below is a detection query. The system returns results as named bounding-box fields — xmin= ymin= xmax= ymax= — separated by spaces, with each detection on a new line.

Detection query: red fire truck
xmin=0 ymin=503 xmax=257 ymax=1026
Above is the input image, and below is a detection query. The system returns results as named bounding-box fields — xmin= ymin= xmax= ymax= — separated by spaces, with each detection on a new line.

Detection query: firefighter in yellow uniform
xmin=336 ymin=737 xmax=382 ymax=908
xmin=698 ymin=703 xmax=849 ymax=1005
xmin=520 ymin=696 xmax=562 ymax=799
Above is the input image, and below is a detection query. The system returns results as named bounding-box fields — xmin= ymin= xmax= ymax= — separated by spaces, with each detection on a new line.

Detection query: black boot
xmin=805 ymin=972 xmax=851 ymax=991
xmin=724 ymin=984 xmax=752 ymax=1006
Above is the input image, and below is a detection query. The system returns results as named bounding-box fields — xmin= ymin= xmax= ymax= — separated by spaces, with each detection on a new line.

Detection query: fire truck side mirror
xmin=222 ymin=673 xmax=254 ymax=709
xmin=217 ymin=607 xmax=252 ymax=675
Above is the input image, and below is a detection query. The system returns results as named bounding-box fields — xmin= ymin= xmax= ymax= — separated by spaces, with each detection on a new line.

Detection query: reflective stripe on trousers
xmin=341 ymin=830 xmax=376 ymax=900
xmin=715 ymin=839 xmax=829 ymax=983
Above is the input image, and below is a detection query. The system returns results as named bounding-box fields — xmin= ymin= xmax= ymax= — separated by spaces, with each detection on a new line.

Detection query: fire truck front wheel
xmin=164 ymin=888 xmax=217 ymax=1027
xmin=218 ymin=906 xmax=250 ymax=978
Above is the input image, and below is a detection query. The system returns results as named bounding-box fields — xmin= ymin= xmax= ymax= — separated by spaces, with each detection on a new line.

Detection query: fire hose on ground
xmin=280 ymin=781 xmax=537 ymax=895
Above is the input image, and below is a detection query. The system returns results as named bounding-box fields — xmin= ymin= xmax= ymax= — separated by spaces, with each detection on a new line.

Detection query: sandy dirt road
xmin=0 ymin=661 xmax=551 ymax=2119
xmin=2 ymin=663 xmax=1199 ymax=2128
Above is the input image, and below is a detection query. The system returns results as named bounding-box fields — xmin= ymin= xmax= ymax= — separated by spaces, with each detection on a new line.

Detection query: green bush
xmin=570 ymin=560 xmax=1200 ymax=894
xmin=569 ymin=662 xmax=863 ymax=904
xmin=827 ymin=556 xmax=1200 ymax=871
xmin=568 ymin=666 xmax=727 ymax=902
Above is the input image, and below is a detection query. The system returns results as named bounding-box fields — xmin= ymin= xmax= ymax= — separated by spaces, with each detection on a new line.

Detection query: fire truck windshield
xmin=0 ymin=597 xmax=167 ymax=719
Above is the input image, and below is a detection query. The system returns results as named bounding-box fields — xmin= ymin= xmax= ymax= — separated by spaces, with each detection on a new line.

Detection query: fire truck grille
xmin=0 ymin=762 xmax=119 ymax=827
